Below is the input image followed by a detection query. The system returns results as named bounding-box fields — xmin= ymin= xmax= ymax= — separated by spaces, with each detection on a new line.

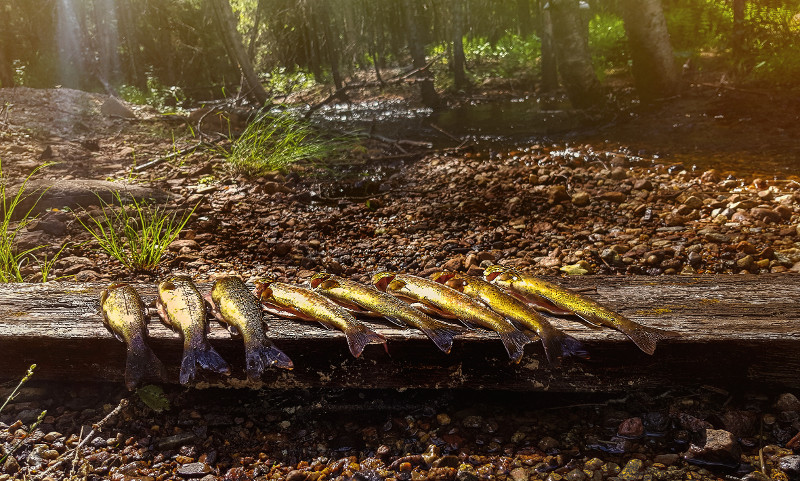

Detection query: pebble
xmin=538 ymin=436 xmax=559 ymax=451
xmin=176 ymin=462 xmax=212 ymax=477
xmin=683 ymin=428 xmax=741 ymax=467
xmin=779 ymin=455 xmax=800 ymax=481
xmin=652 ymin=454 xmax=679 ymax=466
xmin=776 ymin=393 xmax=800 ymax=412
xmin=617 ymin=417 xmax=644 ymax=438
xmin=571 ymin=191 xmax=591 ymax=206
xmin=617 ymin=459 xmax=643 ymax=480
xmin=510 ymin=467 xmax=530 ymax=481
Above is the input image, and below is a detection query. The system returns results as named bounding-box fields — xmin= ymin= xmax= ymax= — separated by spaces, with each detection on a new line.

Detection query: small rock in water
xmin=778 ymin=455 xmax=800 ymax=481
xmin=618 ymin=459 xmax=643 ymax=480
xmin=617 ymin=417 xmax=644 ymax=438
xmin=653 ymin=454 xmax=679 ymax=466
xmin=776 ymin=393 xmax=800 ymax=412
xmin=510 ymin=467 xmax=530 ymax=481
xmin=571 ymin=191 xmax=591 ymax=207
xmin=176 ymin=462 xmax=212 ymax=478
xmin=683 ymin=428 xmax=741 ymax=468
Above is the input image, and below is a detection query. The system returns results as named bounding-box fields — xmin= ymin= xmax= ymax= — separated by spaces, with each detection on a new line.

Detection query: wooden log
xmin=0 ymin=275 xmax=798 ymax=391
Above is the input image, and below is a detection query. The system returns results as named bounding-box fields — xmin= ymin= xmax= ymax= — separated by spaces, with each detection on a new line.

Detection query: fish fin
xmin=623 ymin=325 xmax=680 ymax=355
xmin=244 ymin=339 xmax=293 ymax=381
xmin=316 ymin=321 xmax=333 ymax=331
xmin=180 ymin=342 xmax=231 ymax=384
xmin=124 ymin=339 xmax=166 ymax=391
xmin=418 ymin=323 xmax=464 ymax=354
xmin=154 ymin=298 xmax=170 ymax=326
xmin=344 ymin=323 xmax=387 ymax=358
xmin=506 ymin=290 xmax=575 ymax=316
xmin=572 ymin=313 xmax=606 ymax=329
xmin=382 ymin=315 xmax=408 ymax=328
xmin=540 ymin=329 xmax=590 ymax=366
xmin=497 ymin=329 xmax=532 ymax=364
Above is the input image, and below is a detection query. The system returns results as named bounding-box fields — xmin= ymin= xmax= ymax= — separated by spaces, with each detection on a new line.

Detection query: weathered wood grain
xmin=0 ymin=275 xmax=798 ymax=391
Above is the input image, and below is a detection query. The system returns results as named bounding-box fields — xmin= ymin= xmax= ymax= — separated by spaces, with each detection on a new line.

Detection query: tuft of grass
xmin=0 ymin=159 xmax=64 ymax=283
xmin=225 ymin=111 xmax=350 ymax=175
xmin=0 ymin=364 xmax=46 ymax=466
xmin=75 ymin=192 xmax=196 ymax=273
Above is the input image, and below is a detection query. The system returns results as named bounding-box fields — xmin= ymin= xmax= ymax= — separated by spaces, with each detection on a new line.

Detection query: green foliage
xmin=0 ymin=160 xmax=64 ymax=283
xmin=459 ymin=34 xmax=542 ymax=79
xmin=224 ymin=111 xmax=351 ymax=175
xmin=75 ymin=192 xmax=196 ymax=273
xmin=119 ymin=76 xmax=186 ymax=111
xmin=588 ymin=13 xmax=629 ymax=79
xmin=136 ymin=384 xmax=170 ymax=412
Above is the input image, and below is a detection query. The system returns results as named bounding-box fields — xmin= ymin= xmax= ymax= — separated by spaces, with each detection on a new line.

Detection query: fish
xmin=100 ymin=282 xmax=166 ymax=390
xmin=310 ymin=272 xmax=464 ymax=354
xmin=484 ymin=265 xmax=679 ymax=355
xmin=429 ymin=271 xmax=588 ymax=365
xmin=156 ymin=275 xmax=230 ymax=384
xmin=254 ymin=278 xmax=386 ymax=358
xmin=372 ymin=272 xmax=532 ymax=363
xmin=207 ymin=276 xmax=293 ymax=381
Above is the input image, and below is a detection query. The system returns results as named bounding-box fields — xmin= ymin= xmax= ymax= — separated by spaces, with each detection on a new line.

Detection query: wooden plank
xmin=0 ymin=275 xmax=798 ymax=391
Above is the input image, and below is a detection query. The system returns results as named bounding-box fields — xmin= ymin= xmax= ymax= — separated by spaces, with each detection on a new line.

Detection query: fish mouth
xmin=371 ymin=272 xmax=396 ymax=291
xmin=253 ymin=278 xmax=275 ymax=299
xmin=429 ymin=271 xmax=456 ymax=284
xmin=309 ymin=272 xmax=332 ymax=289
xmin=484 ymin=270 xmax=501 ymax=282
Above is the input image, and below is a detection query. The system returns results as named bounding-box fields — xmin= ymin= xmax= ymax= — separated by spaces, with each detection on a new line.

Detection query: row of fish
xmin=100 ymin=265 xmax=678 ymax=389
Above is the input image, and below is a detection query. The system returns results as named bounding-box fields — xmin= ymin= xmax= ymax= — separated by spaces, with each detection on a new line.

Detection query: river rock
xmin=776 ymin=393 xmax=800 ymax=412
xmin=683 ymin=428 xmax=741 ymax=467
xmin=599 ymin=191 xmax=626 ymax=203
xmin=9 ymin=179 xmax=173 ymax=217
xmin=548 ymin=185 xmax=570 ymax=203
xmin=101 ymin=97 xmax=136 ymax=119
xmin=571 ymin=191 xmax=591 ymax=207
xmin=617 ymin=417 xmax=644 ymax=438
xmin=779 ymin=455 xmax=800 ymax=481
xmin=750 ymin=207 xmax=782 ymax=223
xmin=177 ymin=462 xmax=212 ymax=478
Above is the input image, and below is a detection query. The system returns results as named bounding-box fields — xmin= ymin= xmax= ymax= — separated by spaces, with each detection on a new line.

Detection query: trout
xmin=255 ymin=278 xmax=386 ymax=358
xmin=429 ymin=271 xmax=588 ymax=364
xmin=372 ymin=272 xmax=532 ymax=363
xmin=484 ymin=265 xmax=678 ymax=355
xmin=100 ymin=282 xmax=166 ymax=390
xmin=310 ymin=273 xmax=464 ymax=354
xmin=156 ymin=275 xmax=230 ymax=384
xmin=208 ymin=276 xmax=293 ymax=381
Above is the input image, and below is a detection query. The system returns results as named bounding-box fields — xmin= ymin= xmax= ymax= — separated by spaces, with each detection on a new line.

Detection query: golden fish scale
xmin=212 ymin=277 xmax=264 ymax=340
xmin=159 ymin=277 xmax=206 ymax=332
xmin=268 ymin=282 xmax=355 ymax=331
xmin=102 ymin=284 xmax=146 ymax=341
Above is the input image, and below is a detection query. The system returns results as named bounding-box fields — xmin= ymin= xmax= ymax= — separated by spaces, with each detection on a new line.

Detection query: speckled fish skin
xmin=484 ymin=265 xmax=678 ymax=355
xmin=372 ymin=272 xmax=531 ymax=363
xmin=255 ymin=278 xmax=386 ymax=358
xmin=430 ymin=271 xmax=588 ymax=365
xmin=209 ymin=276 xmax=293 ymax=380
xmin=100 ymin=282 xmax=166 ymax=390
xmin=310 ymin=273 xmax=464 ymax=354
xmin=156 ymin=275 xmax=230 ymax=384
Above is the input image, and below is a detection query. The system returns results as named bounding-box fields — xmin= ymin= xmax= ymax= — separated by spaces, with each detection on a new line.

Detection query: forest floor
xmin=0 ymin=81 xmax=799 ymax=480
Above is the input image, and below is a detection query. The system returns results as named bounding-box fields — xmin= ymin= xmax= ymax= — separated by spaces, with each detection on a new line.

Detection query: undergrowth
xmin=0 ymin=159 xmax=64 ymax=282
xmin=0 ymin=364 xmax=45 ymax=466
xmin=225 ymin=111 xmax=351 ymax=175
xmin=75 ymin=192 xmax=196 ymax=273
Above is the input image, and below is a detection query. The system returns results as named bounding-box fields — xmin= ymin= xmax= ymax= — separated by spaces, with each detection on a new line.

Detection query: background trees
xmin=0 ymin=0 xmax=797 ymax=108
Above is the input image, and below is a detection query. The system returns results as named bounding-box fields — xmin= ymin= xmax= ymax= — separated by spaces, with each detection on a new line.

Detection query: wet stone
xmin=683 ymin=428 xmax=741 ymax=468
xmin=779 ymin=455 xmax=800 ymax=481
xmin=510 ymin=467 xmax=530 ymax=481
xmin=776 ymin=393 xmax=800 ymax=413
xmin=617 ymin=459 xmax=643 ymax=480
xmin=652 ymin=454 xmax=679 ymax=466
xmin=177 ymin=462 xmax=212 ymax=477
xmin=618 ymin=417 xmax=644 ymax=438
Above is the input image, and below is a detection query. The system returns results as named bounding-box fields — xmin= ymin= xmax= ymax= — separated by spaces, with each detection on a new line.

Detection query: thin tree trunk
xmin=452 ymin=0 xmax=468 ymax=90
xmin=538 ymin=0 xmax=558 ymax=93
xmin=118 ymin=0 xmax=145 ymax=89
xmin=619 ymin=0 xmax=679 ymax=101
xmin=404 ymin=0 xmax=440 ymax=109
xmin=732 ymin=0 xmax=746 ymax=61
xmin=548 ymin=0 xmax=602 ymax=108
xmin=247 ymin=0 xmax=266 ymax=61
xmin=0 ymin=5 xmax=13 ymax=88
xmin=517 ymin=0 xmax=533 ymax=37
xmin=208 ymin=0 xmax=270 ymax=105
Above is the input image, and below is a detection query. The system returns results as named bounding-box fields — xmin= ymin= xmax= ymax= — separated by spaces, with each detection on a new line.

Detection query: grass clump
xmin=0 ymin=364 xmax=46 ymax=465
xmin=225 ymin=111 xmax=349 ymax=175
xmin=76 ymin=192 xmax=195 ymax=273
xmin=0 ymin=159 xmax=64 ymax=283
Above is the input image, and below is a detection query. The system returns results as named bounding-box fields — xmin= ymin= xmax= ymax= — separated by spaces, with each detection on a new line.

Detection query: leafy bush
xmin=76 ymin=192 xmax=195 ymax=273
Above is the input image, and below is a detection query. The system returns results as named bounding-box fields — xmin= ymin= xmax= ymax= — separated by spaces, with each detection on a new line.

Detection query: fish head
xmin=309 ymin=272 xmax=333 ymax=289
xmin=483 ymin=265 xmax=520 ymax=284
xmin=372 ymin=271 xmax=397 ymax=292
xmin=157 ymin=279 xmax=177 ymax=296
xmin=429 ymin=271 xmax=466 ymax=291
xmin=100 ymin=282 xmax=128 ymax=309
xmin=253 ymin=277 xmax=276 ymax=301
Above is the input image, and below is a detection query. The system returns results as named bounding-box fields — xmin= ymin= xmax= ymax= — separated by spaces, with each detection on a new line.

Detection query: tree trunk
xmin=0 ymin=4 xmax=14 ymax=88
xmin=452 ymin=0 xmax=468 ymax=90
xmin=619 ymin=0 xmax=680 ymax=102
xmin=516 ymin=0 xmax=533 ymax=37
xmin=208 ymin=0 xmax=270 ymax=105
xmin=404 ymin=0 xmax=440 ymax=109
xmin=732 ymin=0 xmax=746 ymax=61
xmin=247 ymin=0 xmax=266 ymax=61
xmin=118 ymin=0 xmax=146 ymax=89
xmin=548 ymin=0 xmax=603 ymax=108
xmin=538 ymin=0 xmax=558 ymax=93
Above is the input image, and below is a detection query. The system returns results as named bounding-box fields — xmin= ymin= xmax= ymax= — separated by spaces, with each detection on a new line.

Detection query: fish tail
xmin=497 ymin=328 xmax=532 ymax=364
xmin=180 ymin=340 xmax=231 ymax=385
xmin=125 ymin=339 xmax=166 ymax=391
xmin=344 ymin=323 xmax=387 ymax=358
xmin=419 ymin=323 xmax=464 ymax=354
xmin=624 ymin=324 xmax=680 ymax=355
xmin=245 ymin=339 xmax=293 ymax=381
xmin=541 ymin=329 xmax=589 ymax=365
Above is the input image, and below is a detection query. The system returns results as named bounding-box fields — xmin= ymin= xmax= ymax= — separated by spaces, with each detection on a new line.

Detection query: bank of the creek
xmin=0 ymin=86 xmax=799 ymax=481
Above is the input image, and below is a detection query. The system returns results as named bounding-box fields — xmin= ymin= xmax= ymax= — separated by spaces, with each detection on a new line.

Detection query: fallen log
xmin=0 ymin=275 xmax=797 ymax=391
